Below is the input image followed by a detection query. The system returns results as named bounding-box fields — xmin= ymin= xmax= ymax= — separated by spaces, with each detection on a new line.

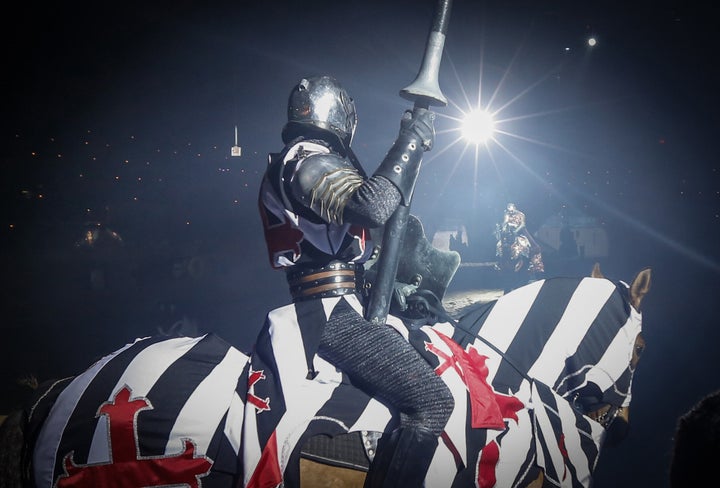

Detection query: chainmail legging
xmin=317 ymin=301 xmax=454 ymax=436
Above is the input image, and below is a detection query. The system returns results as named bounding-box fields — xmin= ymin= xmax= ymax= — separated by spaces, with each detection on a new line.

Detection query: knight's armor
xmin=503 ymin=202 xmax=525 ymax=233
xmin=495 ymin=203 xmax=545 ymax=281
xmin=259 ymin=75 xmax=453 ymax=487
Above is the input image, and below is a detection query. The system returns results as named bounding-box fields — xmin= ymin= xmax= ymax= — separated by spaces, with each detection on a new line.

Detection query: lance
xmin=365 ymin=0 xmax=453 ymax=325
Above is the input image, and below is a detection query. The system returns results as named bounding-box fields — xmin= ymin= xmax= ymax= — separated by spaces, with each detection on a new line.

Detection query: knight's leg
xmin=317 ymin=299 xmax=453 ymax=487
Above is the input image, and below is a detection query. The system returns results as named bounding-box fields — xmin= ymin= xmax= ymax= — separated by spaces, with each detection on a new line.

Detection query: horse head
xmin=571 ymin=263 xmax=652 ymax=445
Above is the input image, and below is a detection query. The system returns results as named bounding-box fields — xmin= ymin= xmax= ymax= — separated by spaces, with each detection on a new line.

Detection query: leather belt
xmin=287 ymin=262 xmax=358 ymax=301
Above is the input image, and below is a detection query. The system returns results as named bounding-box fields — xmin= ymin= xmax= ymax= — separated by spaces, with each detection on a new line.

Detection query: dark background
xmin=2 ymin=1 xmax=719 ymax=486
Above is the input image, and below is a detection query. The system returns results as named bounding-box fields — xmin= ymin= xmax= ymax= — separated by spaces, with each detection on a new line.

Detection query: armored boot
xmin=364 ymin=426 xmax=439 ymax=488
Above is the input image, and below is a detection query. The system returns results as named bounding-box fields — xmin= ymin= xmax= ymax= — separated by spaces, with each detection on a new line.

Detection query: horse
xmin=0 ymin=263 xmax=650 ymax=488
xmin=250 ymin=262 xmax=650 ymax=488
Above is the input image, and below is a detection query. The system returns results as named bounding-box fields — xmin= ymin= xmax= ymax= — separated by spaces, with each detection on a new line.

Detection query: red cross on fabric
xmin=246 ymin=430 xmax=283 ymax=488
xmin=348 ymin=224 xmax=367 ymax=254
xmin=559 ymin=433 xmax=569 ymax=481
xmin=259 ymin=206 xmax=304 ymax=268
xmin=247 ymin=368 xmax=271 ymax=413
xmin=56 ymin=386 xmax=212 ymax=487
xmin=478 ymin=440 xmax=500 ymax=488
xmin=426 ymin=332 xmax=505 ymax=429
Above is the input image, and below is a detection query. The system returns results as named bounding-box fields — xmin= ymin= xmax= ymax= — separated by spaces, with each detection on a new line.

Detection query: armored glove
xmin=374 ymin=108 xmax=436 ymax=205
xmin=399 ymin=107 xmax=435 ymax=151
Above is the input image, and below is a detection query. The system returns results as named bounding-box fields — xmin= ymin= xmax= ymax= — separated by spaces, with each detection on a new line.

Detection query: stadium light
xmin=461 ymin=109 xmax=496 ymax=145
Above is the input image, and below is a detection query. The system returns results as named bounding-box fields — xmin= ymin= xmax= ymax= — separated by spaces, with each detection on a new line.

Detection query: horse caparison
xmin=295 ymin=263 xmax=650 ymax=487
xmin=0 ymin=263 xmax=650 ymax=488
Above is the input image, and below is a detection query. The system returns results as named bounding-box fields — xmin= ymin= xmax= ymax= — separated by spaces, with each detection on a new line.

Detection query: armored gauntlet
xmin=373 ymin=108 xmax=435 ymax=205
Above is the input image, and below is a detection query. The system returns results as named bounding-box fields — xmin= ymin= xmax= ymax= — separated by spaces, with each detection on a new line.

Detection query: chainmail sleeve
xmin=343 ymin=175 xmax=400 ymax=228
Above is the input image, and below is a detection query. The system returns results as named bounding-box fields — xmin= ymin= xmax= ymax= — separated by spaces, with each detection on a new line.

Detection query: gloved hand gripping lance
xmin=366 ymin=0 xmax=453 ymax=325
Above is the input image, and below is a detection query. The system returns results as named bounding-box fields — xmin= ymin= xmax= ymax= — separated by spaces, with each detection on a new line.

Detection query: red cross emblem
xmin=426 ymin=332 xmax=526 ymax=430
xmin=425 ymin=333 xmax=527 ymax=488
xmin=55 ymin=386 xmax=212 ymax=487
xmin=259 ymin=205 xmax=304 ymax=268
xmin=247 ymin=368 xmax=271 ymax=413
xmin=348 ymin=224 xmax=367 ymax=254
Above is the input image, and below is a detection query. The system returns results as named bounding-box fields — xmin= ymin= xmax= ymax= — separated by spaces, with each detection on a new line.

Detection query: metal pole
xmin=366 ymin=0 xmax=453 ymax=324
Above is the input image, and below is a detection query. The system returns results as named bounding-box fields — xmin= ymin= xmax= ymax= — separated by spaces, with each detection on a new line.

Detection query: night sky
xmin=2 ymin=1 xmax=719 ymax=486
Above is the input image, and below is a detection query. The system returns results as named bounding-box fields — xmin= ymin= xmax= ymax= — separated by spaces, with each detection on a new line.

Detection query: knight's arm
xmin=290 ymin=153 xmax=400 ymax=228
xmin=290 ymin=109 xmax=434 ymax=227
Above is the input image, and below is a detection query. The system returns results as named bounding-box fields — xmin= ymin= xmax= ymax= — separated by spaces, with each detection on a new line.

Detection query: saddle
xmin=363 ymin=214 xmax=461 ymax=324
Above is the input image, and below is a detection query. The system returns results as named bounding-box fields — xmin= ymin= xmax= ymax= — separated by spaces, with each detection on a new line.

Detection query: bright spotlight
xmin=588 ymin=37 xmax=597 ymax=47
xmin=461 ymin=109 xmax=495 ymax=145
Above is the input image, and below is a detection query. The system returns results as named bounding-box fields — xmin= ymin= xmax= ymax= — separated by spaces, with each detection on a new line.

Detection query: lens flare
xmin=461 ymin=109 xmax=495 ymax=145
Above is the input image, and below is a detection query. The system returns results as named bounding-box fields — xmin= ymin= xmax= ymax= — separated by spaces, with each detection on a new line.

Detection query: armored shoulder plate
xmin=291 ymin=152 xmax=364 ymax=224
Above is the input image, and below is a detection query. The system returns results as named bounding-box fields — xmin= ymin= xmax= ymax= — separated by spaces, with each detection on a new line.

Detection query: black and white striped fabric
xmin=241 ymin=275 xmax=643 ymax=488
xmin=444 ymin=274 xmax=641 ymax=487
xmin=26 ymin=275 xmax=642 ymax=488
xmin=454 ymin=275 xmax=639 ymax=409
xmin=30 ymin=334 xmax=249 ymax=488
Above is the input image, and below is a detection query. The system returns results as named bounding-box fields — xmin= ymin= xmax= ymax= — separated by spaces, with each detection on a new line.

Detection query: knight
xmin=258 ymin=75 xmax=454 ymax=487
xmin=495 ymin=202 xmax=545 ymax=291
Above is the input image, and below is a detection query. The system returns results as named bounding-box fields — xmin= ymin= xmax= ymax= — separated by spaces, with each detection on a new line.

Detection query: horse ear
xmin=591 ymin=262 xmax=604 ymax=279
xmin=629 ymin=268 xmax=652 ymax=311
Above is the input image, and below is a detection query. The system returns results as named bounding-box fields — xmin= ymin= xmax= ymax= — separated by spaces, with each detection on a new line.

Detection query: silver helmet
xmin=282 ymin=75 xmax=357 ymax=149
